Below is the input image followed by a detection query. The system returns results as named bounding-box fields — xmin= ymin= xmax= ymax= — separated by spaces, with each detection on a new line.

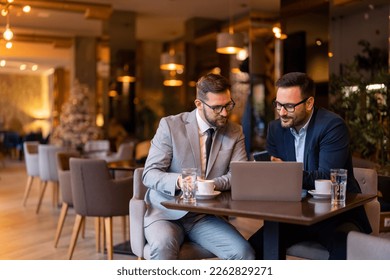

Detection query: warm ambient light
xmin=163 ymin=79 xmax=183 ymax=87
xmin=163 ymin=70 xmax=183 ymax=87
xmin=116 ymin=64 xmax=136 ymax=83
xmin=160 ymin=51 xmax=184 ymax=71
xmin=3 ymin=25 xmax=13 ymax=40
xmin=5 ymin=41 xmax=12 ymax=48
xmin=216 ymin=32 xmax=244 ymax=54
xmin=0 ymin=60 xmax=5 ymax=67
xmin=216 ymin=0 xmax=244 ymax=55
xmin=22 ymin=5 xmax=31 ymax=13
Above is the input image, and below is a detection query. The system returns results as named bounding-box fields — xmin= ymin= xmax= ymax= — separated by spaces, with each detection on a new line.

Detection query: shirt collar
xmin=196 ymin=109 xmax=214 ymax=134
xmin=290 ymin=109 xmax=313 ymax=136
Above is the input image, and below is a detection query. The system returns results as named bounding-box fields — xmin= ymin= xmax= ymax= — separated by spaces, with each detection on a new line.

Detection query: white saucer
xmin=196 ymin=191 xmax=221 ymax=200
xmin=308 ymin=190 xmax=331 ymax=199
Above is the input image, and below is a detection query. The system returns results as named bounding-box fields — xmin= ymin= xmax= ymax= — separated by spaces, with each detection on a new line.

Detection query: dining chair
xmin=53 ymin=151 xmax=79 ymax=248
xmin=36 ymin=144 xmax=67 ymax=214
xmin=129 ymin=167 xmax=216 ymax=260
xmin=347 ymin=231 xmax=390 ymax=259
xmin=22 ymin=141 xmax=40 ymax=206
xmin=104 ymin=141 xmax=135 ymax=163
xmin=68 ymin=158 xmax=133 ymax=260
xmin=83 ymin=139 xmax=110 ymax=159
xmin=286 ymin=167 xmax=380 ymax=259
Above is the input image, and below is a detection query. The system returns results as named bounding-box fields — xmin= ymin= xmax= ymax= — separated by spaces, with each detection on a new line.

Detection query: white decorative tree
xmin=51 ymin=81 xmax=102 ymax=149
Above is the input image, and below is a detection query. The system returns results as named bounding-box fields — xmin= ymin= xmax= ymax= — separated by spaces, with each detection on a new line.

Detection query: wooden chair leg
xmin=95 ymin=217 xmax=101 ymax=253
xmin=54 ymin=202 xmax=69 ymax=248
xmin=22 ymin=176 xmax=34 ymax=206
xmin=104 ymin=217 xmax=113 ymax=260
xmin=36 ymin=181 xmax=48 ymax=214
xmin=101 ymin=217 xmax=106 ymax=251
xmin=67 ymin=214 xmax=84 ymax=260
xmin=52 ymin=182 xmax=59 ymax=208
xmin=81 ymin=218 xmax=86 ymax=238
xmin=121 ymin=216 xmax=127 ymax=242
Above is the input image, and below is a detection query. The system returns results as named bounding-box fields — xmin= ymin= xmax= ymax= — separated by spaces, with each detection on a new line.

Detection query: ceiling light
xmin=3 ymin=24 xmax=13 ymax=40
xmin=116 ymin=64 xmax=136 ymax=83
xmin=216 ymin=0 xmax=244 ymax=55
xmin=23 ymin=5 xmax=31 ymax=13
xmin=216 ymin=32 xmax=244 ymax=54
xmin=163 ymin=70 xmax=183 ymax=87
xmin=160 ymin=51 xmax=184 ymax=71
xmin=0 ymin=60 xmax=6 ymax=67
xmin=5 ymin=41 xmax=12 ymax=48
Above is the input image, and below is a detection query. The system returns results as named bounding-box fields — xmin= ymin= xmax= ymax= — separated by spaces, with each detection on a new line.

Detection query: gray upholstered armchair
xmin=68 ymin=158 xmax=133 ymax=260
xmin=22 ymin=141 xmax=40 ymax=206
xmin=347 ymin=231 xmax=390 ymax=259
xmin=129 ymin=167 xmax=216 ymax=259
xmin=286 ymin=167 xmax=380 ymax=259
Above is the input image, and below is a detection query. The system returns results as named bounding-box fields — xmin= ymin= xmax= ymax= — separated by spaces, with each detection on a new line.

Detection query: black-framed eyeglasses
xmin=273 ymin=97 xmax=309 ymax=113
xmin=199 ymin=99 xmax=235 ymax=114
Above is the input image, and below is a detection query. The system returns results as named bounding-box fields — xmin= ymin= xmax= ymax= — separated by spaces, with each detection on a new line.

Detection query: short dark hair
xmin=196 ymin=73 xmax=231 ymax=100
xmin=275 ymin=72 xmax=315 ymax=98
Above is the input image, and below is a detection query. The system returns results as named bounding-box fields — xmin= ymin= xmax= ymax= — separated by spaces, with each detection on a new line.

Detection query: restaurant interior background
xmin=0 ymin=0 xmax=389 ymax=167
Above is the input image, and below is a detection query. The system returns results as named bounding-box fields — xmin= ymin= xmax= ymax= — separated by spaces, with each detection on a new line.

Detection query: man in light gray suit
xmin=142 ymin=73 xmax=255 ymax=260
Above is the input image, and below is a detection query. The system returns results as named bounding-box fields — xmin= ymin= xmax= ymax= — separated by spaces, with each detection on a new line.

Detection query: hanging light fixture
xmin=1 ymin=1 xmax=31 ymax=44
xmin=163 ymin=70 xmax=183 ymax=87
xmin=160 ymin=49 xmax=184 ymax=71
xmin=216 ymin=0 xmax=244 ymax=54
xmin=116 ymin=64 xmax=136 ymax=83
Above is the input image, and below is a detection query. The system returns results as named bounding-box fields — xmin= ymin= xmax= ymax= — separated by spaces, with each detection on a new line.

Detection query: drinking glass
xmin=330 ymin=168 xmax=347 ymax=205
xmin=181 ymin=167 xmax=197 ymax=203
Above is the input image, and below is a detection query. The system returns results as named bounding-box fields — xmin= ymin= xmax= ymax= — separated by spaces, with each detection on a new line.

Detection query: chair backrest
xmin=23 ymin=141 xmax=40 ymax=176
xmin=38 ymin=144 xmax=66 ymax=181
xmin=56 ymin=151 xmax=79 ymax=205
xmin=353 ymin=167 xmax=380 ymax=235
xmin=70 ymin=158 xmax=133 ymax=217
xmin=129 ymin=167 xmax=147 ymax=258
xmin=84 ymin=140 xmax=110 ymax=153
xmin=117 ymin=142 xmax=135 ymax=160
xmin=106 ymin=142 xmax=135 ymax=162
xmin=347 ymin=231 xmax=390 ymax=259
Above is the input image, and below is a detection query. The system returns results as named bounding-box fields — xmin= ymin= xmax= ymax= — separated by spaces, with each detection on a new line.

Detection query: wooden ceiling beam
xmin=1 ymin=0 xmax=113 ymax=20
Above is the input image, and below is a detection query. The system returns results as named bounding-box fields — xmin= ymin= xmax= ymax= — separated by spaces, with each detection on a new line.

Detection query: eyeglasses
xmin=200 ymin=99 xmax=235 ymax=114
xmin=273 ymin=97 xmax=309 ymax=113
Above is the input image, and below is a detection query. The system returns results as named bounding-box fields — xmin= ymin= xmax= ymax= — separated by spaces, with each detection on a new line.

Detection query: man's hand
xmin=270 ymin=156 xmax=283 ymax=162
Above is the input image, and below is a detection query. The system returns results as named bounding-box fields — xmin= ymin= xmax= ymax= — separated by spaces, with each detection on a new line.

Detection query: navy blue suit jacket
xmin=266 ymin=107 xmax=371 ymax=233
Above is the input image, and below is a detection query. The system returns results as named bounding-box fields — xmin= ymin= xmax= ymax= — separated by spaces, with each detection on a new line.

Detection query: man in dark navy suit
xmin=249 ymin=72 xmax=372 ymax=259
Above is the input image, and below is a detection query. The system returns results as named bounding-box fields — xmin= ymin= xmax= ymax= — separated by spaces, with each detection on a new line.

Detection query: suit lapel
xmin=185 ymin=111 xmax=202 ymax=174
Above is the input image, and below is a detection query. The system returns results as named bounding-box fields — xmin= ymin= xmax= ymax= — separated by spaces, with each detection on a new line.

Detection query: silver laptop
xmin=230 ymin=161 xmax=303 ymax=201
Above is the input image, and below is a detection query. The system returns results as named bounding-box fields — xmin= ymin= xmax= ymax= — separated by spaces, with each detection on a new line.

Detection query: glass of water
xmin=181 ymin=167 xmax=197 ymax=203
xmin=330 ymin=168 xmax=347 ymax=205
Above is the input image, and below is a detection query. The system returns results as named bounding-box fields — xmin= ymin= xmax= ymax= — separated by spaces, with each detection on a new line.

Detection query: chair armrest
xmin=364 ymin=199 xmax=381 ymax=235
xmin=130 ymin=198 xmax=147 ymax=258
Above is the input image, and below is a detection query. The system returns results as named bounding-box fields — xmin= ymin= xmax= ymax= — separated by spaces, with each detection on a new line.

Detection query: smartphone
xmin=253 ymin=150 xmax=271 ymax=161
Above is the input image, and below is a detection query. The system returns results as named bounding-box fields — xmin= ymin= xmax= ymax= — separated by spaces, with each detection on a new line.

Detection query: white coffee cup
xmin=314 ymin=179 xmax=331 ymax=194
xmin=197 ymin=180 xmax=215 ymax=194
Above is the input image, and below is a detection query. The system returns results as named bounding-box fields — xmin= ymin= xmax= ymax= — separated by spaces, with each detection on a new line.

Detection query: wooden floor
xmin=0 ymin=158 xmax=262 ymax=260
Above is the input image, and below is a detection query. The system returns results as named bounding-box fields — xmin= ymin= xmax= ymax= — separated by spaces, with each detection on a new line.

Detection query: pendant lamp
xmin=216 ymin=0 xmax=244 ymax=54
xmin=116 ymin=64 xmax=136 ymax=83
xmin=160 ymin=50 xmax=184 ymax=71
xmin=163 ymin=70 xmax=183 ymax=87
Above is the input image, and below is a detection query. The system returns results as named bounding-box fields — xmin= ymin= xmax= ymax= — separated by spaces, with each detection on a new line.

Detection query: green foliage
xmin=330 ymin=40 xmax=389 ymax=164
